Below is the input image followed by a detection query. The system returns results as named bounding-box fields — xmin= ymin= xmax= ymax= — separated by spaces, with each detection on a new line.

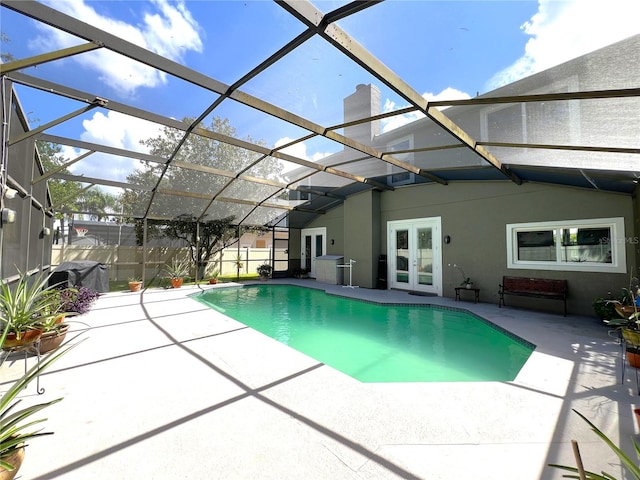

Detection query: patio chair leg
xmin=33 ymin=342 xmax=44 ymax=395
xmin=17 ymin=343 xmax=44 ymax=395
xmin=621 ymin=337 xmax=626 ymax=385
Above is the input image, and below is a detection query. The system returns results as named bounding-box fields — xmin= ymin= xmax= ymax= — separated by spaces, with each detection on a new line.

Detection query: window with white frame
xmin=506 ymin=218 xmax=626 ymax=273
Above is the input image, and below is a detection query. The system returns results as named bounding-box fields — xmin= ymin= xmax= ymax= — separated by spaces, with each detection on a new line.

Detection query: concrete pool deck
xmin=1 ymin=279 xmax=636 ymax=479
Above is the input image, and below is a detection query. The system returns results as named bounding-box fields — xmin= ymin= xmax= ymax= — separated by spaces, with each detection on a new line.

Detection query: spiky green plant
xmin=0 ymin=269 xmax=61 ymax=340
xmin=162 ymin=258 xmax=190 ymax=279
xmin=0 ymin=270 xmax=82 ymax=473
xmin=0 ymin=324 xmax=78 ymax=472
xmin=549 ymin=409 xmax=640 ymax=479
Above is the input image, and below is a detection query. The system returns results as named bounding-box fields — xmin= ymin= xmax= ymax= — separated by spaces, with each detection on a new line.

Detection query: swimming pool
xmin=193 ymin=285 xmax=534 ymax=383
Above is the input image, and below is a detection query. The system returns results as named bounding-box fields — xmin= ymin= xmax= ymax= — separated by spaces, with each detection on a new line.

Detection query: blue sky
xmin=2 ymin=0 xmax=639 ymax=182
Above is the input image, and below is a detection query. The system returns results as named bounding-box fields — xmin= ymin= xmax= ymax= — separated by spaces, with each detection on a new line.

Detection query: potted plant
xmin=163 ymin=258 xmax=189 ymax=288
xmin=38 ymin=322 xmax=72 ymax=355
xmin=451 ymin=263 xmax=473 ymax=289
xmin=257 ymin=264 xmax=272 ymax=281
xmin=128 ymin=276 xmax=143 ymax=292
xmin=292 ymin=267 xmax=308 ymax=279
xmin=0 ymin=326 xmax=78 ymax=478
xmin=0 ymin=270 xmax=60 ymax=350
xmin=606 ymin=274 xmax=640 ymax=368
xmin=208 ymin=270 xmax=219 ymax=285
xmin=593 ymin=293 xmax=619 ymax=322
xmin=35 ymin=288 xmax=75 ymax=355
xmin=234 ymin=255 xmax=244 ymax=271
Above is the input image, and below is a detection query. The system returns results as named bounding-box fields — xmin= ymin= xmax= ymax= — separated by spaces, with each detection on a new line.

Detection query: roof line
xmin=429 ymin=88 xmax=640 ymax=107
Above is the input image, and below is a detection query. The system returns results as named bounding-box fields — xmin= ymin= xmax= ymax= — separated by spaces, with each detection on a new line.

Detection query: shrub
xmin=59 ymin=286 xmax=99 ymax=315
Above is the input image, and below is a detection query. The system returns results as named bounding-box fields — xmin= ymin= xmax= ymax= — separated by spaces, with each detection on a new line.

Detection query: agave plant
xmin=162 ymin=258 xmax=190 ymax=279
xmin=549 ymin=409 xmax=640 ymax=479
xmin=0 ymin=269 xmax=61 ymax=341
xmin=0 ymin=326 xmax=78 ymax=473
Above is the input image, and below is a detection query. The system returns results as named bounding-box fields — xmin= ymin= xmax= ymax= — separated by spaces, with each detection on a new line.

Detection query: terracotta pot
xmin=128 ymin=281 xmax=142 ymax=292
xmin=208 ymin=278 xmax=218 ymax=285
xmin=171 ymin=277 xmax=184 ymax=288
xmin=627 ymin=350 xmax=640 ymax=368
xmin=2 ymin=329 xmax=43 ymax=349
xmin=0 ymin=446 xmax=25 ymax=480
xmin=616 ymin=304 xmax=638 ymax=319
xmin=39 ymin=324 xmax=70 ymax=354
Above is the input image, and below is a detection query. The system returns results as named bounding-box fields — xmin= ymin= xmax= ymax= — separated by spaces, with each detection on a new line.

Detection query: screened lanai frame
xmin=1 ymin=0 xmax=639 ymax=280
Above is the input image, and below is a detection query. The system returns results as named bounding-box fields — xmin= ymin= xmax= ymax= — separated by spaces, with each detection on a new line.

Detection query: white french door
xmin=387 ymin=218 xmax=442 ymax=295
xmin=301 ymin=227 xmax=326 ymax=278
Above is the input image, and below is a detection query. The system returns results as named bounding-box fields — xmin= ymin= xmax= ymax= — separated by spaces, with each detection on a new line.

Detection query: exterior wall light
xmin=2 ymin=185 xmax=17 ymax=199
xmin=1 ymin=208 xmax=16 ymax=224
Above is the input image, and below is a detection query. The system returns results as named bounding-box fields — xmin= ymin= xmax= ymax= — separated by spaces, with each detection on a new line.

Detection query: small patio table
xmin=454 ymin=286 xmax=480 ymax=303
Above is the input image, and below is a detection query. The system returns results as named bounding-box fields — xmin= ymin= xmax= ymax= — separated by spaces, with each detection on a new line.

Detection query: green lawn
xmin=109 ymin=274 xmax=261 ymax=292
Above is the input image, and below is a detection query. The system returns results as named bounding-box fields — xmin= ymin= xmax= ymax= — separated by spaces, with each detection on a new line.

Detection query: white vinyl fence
xmin=52 ymin=245 xmax=289 ymax=281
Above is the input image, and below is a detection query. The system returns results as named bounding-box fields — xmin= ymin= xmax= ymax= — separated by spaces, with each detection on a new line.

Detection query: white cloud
xmin=34 ymin=0 xmax=203 ymax=96
xmin=273 ymin=137 xmax=332 ymax=179
xmin=381 ymin=87 xmax=471 ymax=133
xmin=487 ymin=0 xmax=640 ymax=89
xmin=275 ymin=137 xmax=331 ymax=163
xmin=80 ymin=111 xmax=161 ymax=152
xmin=59 ymin=111 xmax=163 ymax=184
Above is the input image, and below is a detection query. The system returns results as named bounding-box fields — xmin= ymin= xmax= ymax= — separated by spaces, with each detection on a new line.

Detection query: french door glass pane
xmin=304 ymin=236 xmax=312 ymax=271
xmin=315 ymin=234 xmax=323 ymax=257
xmin=416 ymin=227 xmax=432 ymax=285
xmin=395 ymin=229 xmax=409 ymax=283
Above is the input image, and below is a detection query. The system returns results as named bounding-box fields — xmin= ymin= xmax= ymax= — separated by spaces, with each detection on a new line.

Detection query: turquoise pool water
xmin=193 ymin=285 xmax=534 ymax=383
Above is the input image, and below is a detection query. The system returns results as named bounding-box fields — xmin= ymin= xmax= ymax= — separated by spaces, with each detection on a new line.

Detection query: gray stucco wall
xmin=343 ymin=190 xmax=380 ymax=288
xmin=380 ymin=181 xmax=635 ymax=316
xmin=305 ymin=180 xmax=635 ymax=317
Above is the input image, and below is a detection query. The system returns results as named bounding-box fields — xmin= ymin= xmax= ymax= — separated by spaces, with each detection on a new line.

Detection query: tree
xmin=77 ymin=188 xmax=120 ymax=221
xmin=37 ymin=141 xmax=119 ymax=222
xmin=135 ymin=214 xmax=252 ymax=278
xmin=37 ymin=141 xmax=83 ymax=220
xmin=125 ymin=117 xmax=281 ymax=275
xmin=1 ymin=32 xmax=15 ymax=63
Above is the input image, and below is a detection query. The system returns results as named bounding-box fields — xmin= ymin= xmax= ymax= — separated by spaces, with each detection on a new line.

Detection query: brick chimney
xmin=343 ymin=84 xmax=381 ymax=147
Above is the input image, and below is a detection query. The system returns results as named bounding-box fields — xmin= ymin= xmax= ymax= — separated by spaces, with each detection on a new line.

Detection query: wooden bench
xmin=498 ymin=276 xmax=568 ymax=316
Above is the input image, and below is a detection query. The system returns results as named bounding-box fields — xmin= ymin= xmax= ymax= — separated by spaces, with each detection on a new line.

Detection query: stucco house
xmin=288 ymin=34 xmax=640 ymax=316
